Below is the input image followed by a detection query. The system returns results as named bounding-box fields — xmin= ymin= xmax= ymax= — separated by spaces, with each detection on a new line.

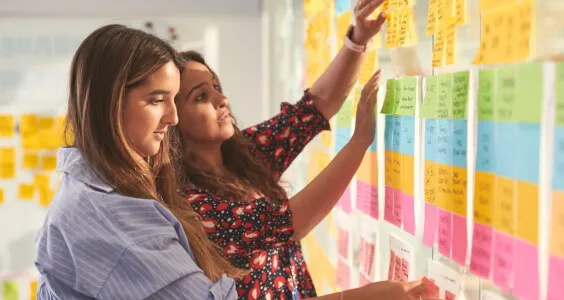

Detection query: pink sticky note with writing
xmin=388 ymin=250 xmax=396 ymax=280
xmin=393 ymin=188 xmax=403 ymax=227
xmin=438 ymin=208 xmax=452 ymax=257
xmin=470 ymin=223 xmax=493 ymax=278
xmin=364 ymin=242 xmax=376 ymax=276
xmin=385 ymin=186 xmax=395 ymax=224
xmin=393 ymin=254 xmax=403 ymax=281
xmin=336 ymin=257 xmax=351 ymax=290
xmin=339 ymin=188 xmax=352 ymax=213
xmin=400 ymin=258 xmax=409 ymax=282
xmin=451 ymin=214 xmax=467 ymax=265
xmin=423 ymin=203 xmax=438 ymax=247
xmin=355 ymin=238 xmax=366 ymax=265
xmin=493 ymin=231 xmax=514 ymax=293
xmin=513 ymin=239 xmax=539 ymax=300
xmin=357 ymin=180 xmax=379 ymax=219
xmin=401 ymin=192 xmax=416 ymax=235
xmin=337 ymin=228 xmax=349 ymax=259
xmin=548 ymin=255 xmax=564 ymax=299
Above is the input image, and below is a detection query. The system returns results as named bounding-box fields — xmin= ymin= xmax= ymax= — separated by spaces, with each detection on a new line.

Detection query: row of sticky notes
xmin=0 ymin=114 xmax=71 ymax=150
xmin=0 ymin=174 xmax=55 ymax=206
xmin=0 ymin=147 xmax=58 ymax=179
xmin=380 ymin=76 xmax=418 ymax=116
xmin=421 ymin=71 xmax=469 ymax=119
xmin=473 ymin=0 xmax=533 ymax=65
xmin=426 ymin=0 xmax=467 ymax=68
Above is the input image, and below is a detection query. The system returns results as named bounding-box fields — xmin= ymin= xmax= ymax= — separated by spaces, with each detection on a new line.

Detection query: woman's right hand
xmin=346 ymin=280 xmax=441 ymax=300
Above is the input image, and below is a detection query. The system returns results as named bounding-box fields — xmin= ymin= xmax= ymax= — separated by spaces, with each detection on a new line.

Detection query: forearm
xmin=290 ymin=140 xmax=368 ymax=240
xmin=309 ymin=30 xmax=369 ymax=119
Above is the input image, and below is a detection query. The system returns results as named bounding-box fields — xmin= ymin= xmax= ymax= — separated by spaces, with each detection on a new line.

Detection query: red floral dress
xmin=184 ymin=91 xmax=330 ymax=299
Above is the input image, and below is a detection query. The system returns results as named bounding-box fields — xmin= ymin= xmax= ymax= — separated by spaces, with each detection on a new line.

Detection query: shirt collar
xmin=56 ymin=147 xmax=115 ymax=193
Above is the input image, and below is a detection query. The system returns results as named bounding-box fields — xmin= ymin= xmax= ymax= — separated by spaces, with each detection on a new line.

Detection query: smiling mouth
xmin=218 ymin=111 xmax=230 ymax=122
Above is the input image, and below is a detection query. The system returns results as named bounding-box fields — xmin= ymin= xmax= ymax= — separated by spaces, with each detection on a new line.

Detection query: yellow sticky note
xmin=22 ymin=134 xmax=41 ymax=150
xmin=550 ymin=191 xmax=564 ymax=256
xmin=0 ymin=163 xmax=15 ymax=179
xmin=337 ymin=11 xmax=351 ymax=49
xmin=385 ymin=12 xmax=398 ymax=49
xmin=445 ymin=20 xmax=456 ymax=65
xmin=407 ymin=15 xmax=418 ymax=46
xmin=478 ymin=0 xmax=518 ymax=13
xmin=321 ymin=131 xmax=332 ymax=148
xmin=512 ymin=0 xmax=533 ymax=62
xmin=20 ymin=114 xmax=38 ymax=135
xmin=454 ymin=0 xmax=467 ymax=26
xmin=432 ymin=23 xmax=447 ymax=68
xmin=480 ymin=8 xmax=507 ymax=65
xmin=18 ymin=184 xmax=35 ymax=200
xmin=359 ymin=50 xmax=378 ymax=85
xmin=39 ymin=189 xmax=54 ymax=207
xmin=0 ymin=188 xmax=4 ymax=204
xmin=516 ymin=181 xmax=539 ymax=245
xmin=426 ymin=0 xmax=438 ymax=36
xmin=385 ymin=150 xmax=393 ymax=187
xmin=474 ymin=171 xmax=495 ymax=226
xmin=396 ymin=8 xmax=412 ymax=47
xmin=38 ymin=117 xmax=56 ymax=150
xmin=0 ymin=115 xmax=15 ymax=138
xmin=23 ymin=152 xmax=39 ymax=169
xmin=34 ymin=174 xmax=50 ymax=190
xmin=351 ymin=87 xmax=360 ymax=116
xmin=30 ymin=281 xmax=38 ymax=300
xmin=0 ymin=147 xmax=16 ymax=164
xmin=493 ymin=176 xmax=516 ymax=235
xmin=41 ymin=155 xmax=57 ymax=171
xmin=437 ymin=0 xmax=453 ymax=24
xmin=452 ymin=166 xmax=467 ymax=217
xmin=436 ymin=163 xmax=453 ymax=211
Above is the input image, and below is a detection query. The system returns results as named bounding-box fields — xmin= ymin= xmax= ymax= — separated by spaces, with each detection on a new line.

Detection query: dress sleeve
xmin=242 ymin=90 xmax=330 ymax=177
xmin=98 ymin=235 xmax=237 ymax=300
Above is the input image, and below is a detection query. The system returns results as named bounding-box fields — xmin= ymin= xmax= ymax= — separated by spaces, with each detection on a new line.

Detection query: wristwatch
xmin=344 ymin=25 xmax=370 ymax=53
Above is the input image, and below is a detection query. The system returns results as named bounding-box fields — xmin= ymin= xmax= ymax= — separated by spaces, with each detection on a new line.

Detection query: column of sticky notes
xmin=426 ymin=0 xmax=466 ymax=68
xmin=548 ymin=62 xmax=564 ymax=300
xmin=472 ymin=0 xmax=533 ymax=65
xmin=384 ymin=0 xmax=417 ymax=49
xmin=381 ymin=76 xmax=418 ymax=235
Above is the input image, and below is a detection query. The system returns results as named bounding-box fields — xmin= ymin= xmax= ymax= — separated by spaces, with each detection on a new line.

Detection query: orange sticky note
xmin=0 ymin=115 xmax=15 ymax=138
xmin=550 ymin=191 xmax=564 ymax=256
xmin=493 ymin=176 xmax=516 ymax=235
xmin=474 ymin=172 xmax=495 ymax=226
xmin=41 ymin=155 xmax=57 ymax=171
xmin=23 ymin=152 xmax=39 ymax=169
xmin=18 ymin=184 xmax=35 ymax=200
xmin=516 ymin=181 xmax=539 ymax=245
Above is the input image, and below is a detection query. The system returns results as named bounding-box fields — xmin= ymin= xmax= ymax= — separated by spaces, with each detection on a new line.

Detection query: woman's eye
xmin=150 ymin=99 xmax=164 ymax=105
xmin=195 ymin=92 xmax=207 ymax=102
xmin=213 ymin=84 xmax=221 ymax=92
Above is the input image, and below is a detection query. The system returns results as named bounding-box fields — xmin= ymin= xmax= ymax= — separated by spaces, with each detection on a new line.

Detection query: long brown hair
xmin=65 ymin=25 xmax=244 ymax=281
xmin=175 ymin=51 xmax=287 ymax=205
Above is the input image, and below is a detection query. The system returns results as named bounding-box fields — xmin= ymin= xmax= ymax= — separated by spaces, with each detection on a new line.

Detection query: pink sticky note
xmin=513 ymin=239 xmax=539 ymax=300
xmin=393 ymin=188 xmax=403 ymax=227
xmin=388 ymin=250 xmax=396 ymax=280
xmin=548 ymin=255 xmax=564 ymax=299
xmin=339 ymin=188 xmax=352 ymax=213
xmin=438 ymin=208 xmax=452 ymax=257
xmin=492 ymin=231 xmax=514 ymax=293
xmin=357 ymin=180 xmax=379 ymax=219
xmin=359 ymin=272 xmax=371 ymax=287
xmin=401 ymin=192 xmax=415 ymax=235
xmin=364 ymin=242 xmax=376 ymax=276
xmin=385 ymin=186 xmax=395 ymax=224
xmin=451 ymin=214 xmax=467 ymax=265
xmin=445 ymin=290 xmax=455 ymax=300
xmin=470 ymin=223 xmax=493 ymax=278
xmin=337 ymin=228 xmax=349 ymax=259
xmin=400 ymin=258 xmax=409 ymax=282
xmin=423 ymin=203 xmax=438 ymax=247
xmin=355 ymin=238 xmax=366 ymax=266
xmin=336 ymin=257 xmax=351 ymax=290
xmin=393 ymin=254 xmax=402 ymax=281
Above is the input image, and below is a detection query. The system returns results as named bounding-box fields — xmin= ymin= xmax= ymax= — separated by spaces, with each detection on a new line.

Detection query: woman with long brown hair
xmin=34 ymin=24 xmax=243 ymax=299
xmin=174 ymin=1 xmax=434 ymax=299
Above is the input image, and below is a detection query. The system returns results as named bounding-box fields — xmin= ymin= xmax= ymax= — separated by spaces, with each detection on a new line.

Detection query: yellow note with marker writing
xmin=23 ymin=152 xmax=39 ymax=169
xmin=359 ymin=49 xmax=378 ymax=85
xmin=512 ymin=0 xmax=533 ymax=62
xmin=0 ymin=115 xmax=15 ymax=137
xmin=41 ymin=155 xmax=57 ymax=171
xmin=18 ymin=184 xmax=35 ymax=200
xmin=454 ymin=0 xmax=467 ymax=26
xmin=432 ymin=23 xmax=447 ymax=68
xmin=445 ymin=20 xmax=456 ymax=65
xmin=426 ymin=0 xmax=438 ymax=36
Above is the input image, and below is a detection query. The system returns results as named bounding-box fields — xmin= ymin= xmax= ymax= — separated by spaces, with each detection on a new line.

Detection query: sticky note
xmin=452 ymin=71 xmax=469 ymax=119
xmin=18 ymin=184 xmax=35 ymax=200
xmin=335 ymin=0 xmax=350 ymax=15
xmin=3 ymin=280 xmax=19 ymax=300
xmin=337 ymin=11 xmax=351 ymax=48
xmin=22 ymin=134 xmax=41 ymax=150
xmin=20 ymin=114 xmax=38 ymax=135
xmin=0 ymin=115 xmax=15 ymax=137
xmin=34 ymin=174 xmax=50 ymax=190
xmin=381 ymin=79 xmax=397 ymax=114
xmin=396 ymin=8 xmax=412 ymax=47
xmin=513 ymin=239 xmax=539 ymax=300
xmin=452 ymin=166 xmax=467 ymax=216
xmin=474 ymin=172 xmax=494 ymax=226
xmin=438 ymin=208 xmax=452 ymax=257
xmin=420 ymin=76 xmax=438 ymax=118
xmin=437 ymin=74 xmax=452 ymax=118
xmin=494 ymin=176 xmax=516 ymax=235
xmin=0 ymin=147 xmax=15 ymax=164
xmin=420 ymin=277 xmax=440 ymax=297
xmin=516 ymin=181 xmax=539 ymax=244
xmin=424 ymin=161 xmax=437 ymax=205
xmin=512 ymin=0 xmax=533 ymax=62
xmin=478 ymin=0 xmax=518 ymax=13
xmin=336 ymin=99 xmax=353 ymax=128
xmin=469 ymin=222 xmax=493 ymax=278
xmin=513 ymin=62 xmax=543 ymax=123
xmin=426 ymin=0 xmax=438 ymax=36
xmin=388 ymin=250 xmax=396 ymax=280
xmin=548 ymin=256 xmax=564 ymax=299
xmin=30 ymin=281 xmax=38 ymax=300
xmin=23 ymin=152 xmax=39 ymax=169
xmin=423 ymin=203 xmax=438 ymax=247
xmin=445 ymin=21 xmax=456 ymax=66
xmin=336 ymin=258 xmax=351 ymax=290
xmin=454 ymin=0 xmax=467 ymax=26
xmin=452 ymin=214 xmax=467 ymax=265
xmin=555 ymin=63 xmax=564 ymax=126
xmin=402 ymin=192 xmax=415 ymax=235
xmin=385 ymin=12 xmax=398 ymax=49
xmin=493 ymin=231 xmax=514 ymax=293
xmin=41 ymin=155 xmax=57 ymax=171
xmin=0 ymin=188 xmax=4 ymax=204
xmin=551 ymin=192 xmax=564 ymax=256
xmin=339 ymin=188 xmax=352 ymax=213
xmin=395 ymin=76 xmax=417 ymax=116
xmin=432 ymin=23 xmax=446 ymax=68
xmin=393 ymin=80 xmax=402 ymax=115
xmin=494 ymin=65 xmax=517 ymax=122
xmin=359 ymin=50 xmax=378 ymax=85
xmin=477 ymin=68 xmax=495 ymax=121
xmin=0 ymin=163 xmax=15 ymax=179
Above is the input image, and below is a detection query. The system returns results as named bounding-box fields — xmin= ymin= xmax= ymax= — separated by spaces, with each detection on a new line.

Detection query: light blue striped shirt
xmin=34 ymin=147 xmax=237 ymax=300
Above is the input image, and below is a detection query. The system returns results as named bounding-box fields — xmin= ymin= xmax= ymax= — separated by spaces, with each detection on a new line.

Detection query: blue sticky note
xmin=392 ymin=116 xmax=401 ymax=152
xmin=451 ymin=119 xmax=468 ymax=168
xmin=435 ymin=119 xmax=452 ymax=165
xmin=554 ymin=126 xmax=564 ymax=190
xmin=400 ymin=116 xmax=415 ymax=156
xmin=514 ymin=123 xmax=541 ymax=184
xmin=476 ymin=121 xmax=495 ymax=172
xmin=385 ymin=115 xmax=394 ymax=151
xmin=425 ymin=119 xmax=437 ymax=161
xmin=493 ymin=122 xmax=516 ymax=178
xmin=335 ymin=0 xmax=351 ymax=15
xmin=336 ymin=127 xmax=351 ymax=152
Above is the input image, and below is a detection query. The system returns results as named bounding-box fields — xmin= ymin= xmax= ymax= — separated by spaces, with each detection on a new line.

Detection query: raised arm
xmin=290 ymin=71 xmax=380 ymax=240
xmin=310 ymin=0 xmax=386 ymax=119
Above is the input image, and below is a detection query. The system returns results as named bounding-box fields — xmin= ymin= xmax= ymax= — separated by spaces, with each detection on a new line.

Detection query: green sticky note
xmin=392 ymin=78 xmax=402 ymax=115
xmin=395 ymin=76 xmax=418 ymax=116
xmin=437 ymin=73 xmax=453 ymax=118
xmin=452 ymin=71 xmax=470 ymax=119
xmin=556 ymin=62 xmax=564 ymax=126
xmin=420 ymin=76 xmax=438 ymax=118
xmin=514 ymin=62 xmax=543 ymax=123
xmin=380 ymin=79 xmax=396 ymax=114
xmin=3 ymin=281 xmax=18 ymax=300
xmin=336 ymin=99 xmax=353 ymax=128
xmin=495 ymin=65 xmax=517 ymax=122
xmin=478 ymin=68 xmax=495 ymax=121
